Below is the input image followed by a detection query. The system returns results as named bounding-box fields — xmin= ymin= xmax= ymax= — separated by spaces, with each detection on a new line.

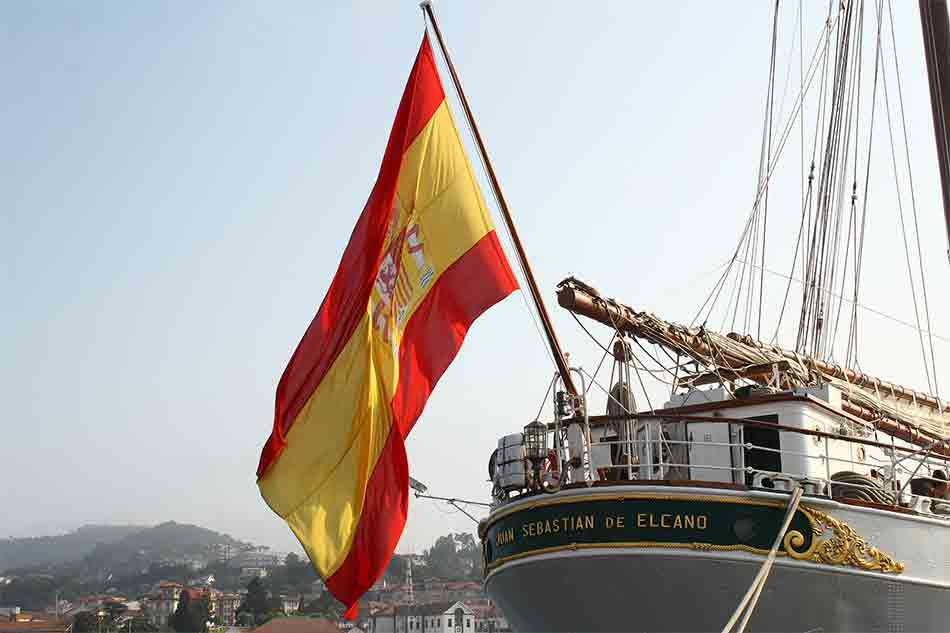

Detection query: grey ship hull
xmin=481 ymin=485 xmax=950 ymax=633
xmin=486 ymin=549 xmax=946 ymax=632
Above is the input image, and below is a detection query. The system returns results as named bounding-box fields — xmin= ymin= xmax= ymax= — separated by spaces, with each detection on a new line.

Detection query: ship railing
xmin=578 ymin=415 xmax=950 ymax=521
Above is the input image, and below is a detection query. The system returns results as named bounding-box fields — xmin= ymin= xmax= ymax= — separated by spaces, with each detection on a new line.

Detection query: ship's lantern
xmin=523 ymin=420 xmax=547 ymax=461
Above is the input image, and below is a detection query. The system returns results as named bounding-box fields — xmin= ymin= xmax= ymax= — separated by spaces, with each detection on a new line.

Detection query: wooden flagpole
xmin=420 ymin=0 xmax=578 ymax=396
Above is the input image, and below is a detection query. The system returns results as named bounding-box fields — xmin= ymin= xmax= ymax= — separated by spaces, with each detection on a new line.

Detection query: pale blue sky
xmin=4 ymin=1 xmax=949 ymax=555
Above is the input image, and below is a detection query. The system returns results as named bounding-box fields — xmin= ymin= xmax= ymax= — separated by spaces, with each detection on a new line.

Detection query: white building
xmin=372 ymin=602 xmax=475 ymax=633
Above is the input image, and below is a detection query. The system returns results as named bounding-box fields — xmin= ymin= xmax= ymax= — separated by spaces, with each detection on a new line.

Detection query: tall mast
xmin=920 ymin=0 xmax=950 ymax=261
xmin=421 ymin=1 xmax=578 ymax=396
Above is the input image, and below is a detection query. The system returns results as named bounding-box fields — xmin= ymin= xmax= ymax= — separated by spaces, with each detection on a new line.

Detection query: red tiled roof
xmin=251 ymin=617 xmax=339 ymax=633
xmin=0 ymin=620 xmax=69 ymax=633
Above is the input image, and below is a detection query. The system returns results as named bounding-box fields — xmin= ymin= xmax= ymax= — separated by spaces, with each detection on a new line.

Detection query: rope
xmin=697 ymin=7 xmax=843 ymax=329
xmin=721 ymin=486 xmax=804 ymax=633
xmin=735 ymin=258 xmax=950 ymax=344
xmin=875 ymin=0 xmax=935 ymax=395
xmin=885 ymin=0 xmax=940 ymax=402
xmin=422 ymin=11 xmax=559 ymax=376
xmin=847 ymin=0 xmax=883 ymax=367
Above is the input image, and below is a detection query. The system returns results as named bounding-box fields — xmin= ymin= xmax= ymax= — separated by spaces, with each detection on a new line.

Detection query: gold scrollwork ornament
xmin=782 ymin=506 xmax=904 ymax=574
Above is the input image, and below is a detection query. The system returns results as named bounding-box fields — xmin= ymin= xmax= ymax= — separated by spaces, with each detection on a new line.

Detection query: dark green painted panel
xmin=482 ymin=495 xmax=813 ymax=568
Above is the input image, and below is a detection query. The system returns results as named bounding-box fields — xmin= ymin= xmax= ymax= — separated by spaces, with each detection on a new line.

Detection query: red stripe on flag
xmin=390 ymin=230 xmax=517 ymax=436
xmin=258 ymin=35 xmax=446 ymax=478
xmin=324 ymin=424 xmax=409 ymax=616
xmin=323 ymin=231 xmax=515 ymax=614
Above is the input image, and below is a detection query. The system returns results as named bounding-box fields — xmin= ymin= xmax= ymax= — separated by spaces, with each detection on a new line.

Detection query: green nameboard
xmin=481 ymin=493 xmax=814 ymax=571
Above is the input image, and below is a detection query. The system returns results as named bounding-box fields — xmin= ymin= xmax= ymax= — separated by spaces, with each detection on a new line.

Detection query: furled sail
xmin=557 ymin=277 xmax=950 ymax=441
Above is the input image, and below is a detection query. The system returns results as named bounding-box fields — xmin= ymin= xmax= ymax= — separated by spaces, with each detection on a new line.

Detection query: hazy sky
xmin=4 ymin=1 xmax=949 ymax=557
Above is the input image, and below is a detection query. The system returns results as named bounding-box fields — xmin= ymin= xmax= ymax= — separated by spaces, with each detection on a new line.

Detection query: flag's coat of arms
xmin=256 ymin=35 xmax=517 ymax=618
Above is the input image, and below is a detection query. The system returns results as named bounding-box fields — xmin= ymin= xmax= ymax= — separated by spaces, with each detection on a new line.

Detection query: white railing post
xmin=824 ymin=437 xmax=832 ymax=498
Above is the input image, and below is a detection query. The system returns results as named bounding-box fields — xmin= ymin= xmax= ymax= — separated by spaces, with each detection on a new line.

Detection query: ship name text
xmin=493 ymin=511 xmax=709 ymax=547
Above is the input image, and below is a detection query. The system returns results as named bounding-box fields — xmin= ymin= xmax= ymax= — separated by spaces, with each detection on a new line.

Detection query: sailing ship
xmin=448 ymin=1 xmax=950 ymax=631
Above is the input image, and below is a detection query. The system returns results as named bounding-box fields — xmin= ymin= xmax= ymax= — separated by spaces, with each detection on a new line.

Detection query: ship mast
xmin=920 ymin=0 xmax=950 ymax=261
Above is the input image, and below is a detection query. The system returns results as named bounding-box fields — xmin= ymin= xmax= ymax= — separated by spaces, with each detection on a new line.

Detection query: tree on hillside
xmin=283 ymin=553 xmax=316 ymax=589
xmin=170 ymin=591 xmax=211 ymax=633
xmin=0 ymin=575 xmax=57 ymax=611
xmin=425 ymin=533 xmax=481 ymax=579
xmin=299 ymin=593 xmax=341 ymax=619
xmin=190 ymin=595 xmax=213 ymax=632
xmin=170 ymin=591 xmax=192 ymax=633
xmin=235 ymin=577 xmax=281 ymax=626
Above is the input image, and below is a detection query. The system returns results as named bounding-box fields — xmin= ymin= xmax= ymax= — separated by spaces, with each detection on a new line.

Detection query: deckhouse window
xmin=744 ymin=414 xmax=781 ymax=485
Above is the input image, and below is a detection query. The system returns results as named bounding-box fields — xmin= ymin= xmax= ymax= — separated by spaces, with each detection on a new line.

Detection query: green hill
xmin=0 ymin=525 xmax=146 ymax=570
xmin=0 ymin=522 xmax=248 ymax=574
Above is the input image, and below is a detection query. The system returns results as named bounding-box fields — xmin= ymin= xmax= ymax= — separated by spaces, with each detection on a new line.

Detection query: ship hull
xmin=481 ymin=485 xmax=949 ymax=632
xmin=486 ymin=548 xmax=946 ymax=632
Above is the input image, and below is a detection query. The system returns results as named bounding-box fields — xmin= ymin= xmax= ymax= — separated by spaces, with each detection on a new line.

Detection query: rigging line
xmin=829 ymin=179 xmax=859 ymax=359
xmin=875 ymin=0 xmax=935 ymax=394
xmin=840 ymin=0 xmax=866 ymax=365
xmin=691 ymin=256 xmax=738 ymax=327
xmin=826 ymin=5 xmax=864 ymax=361
xmin=801 ymin=0 xmax=838 ymax=336
xmin=731 ymin=210 xmax=758 ymax=332
xmin=758 ymin=0 xmax=781 ymax=341
xmin=696 ymin=9 xmax=841 ymax=328
xmin=800 ymin=0 xmax=807 ymax=209
xmin=633 ymin=337 xmax=682 ymax=377
xmin=599 ymin=302 xmax=680 ymax=407
xmin=533 ymin=373 xmax=558 ymax=423
xmin=422 ymin=13 xmax=560 ymax=376
xmin=743 ymin=198 xmax=761 ymax=335
xmin=569 ymin=307 xmax=685 ymax=378
xmin=586 ymin=330 xmax=617 ymax=400
xmin=772 ymin=166 xmax=814 ymax=343
xmin=848 ymin=0 xmax=884 ymax=367
xmin=814 ymin=1 xmax=856 ymax=358
xmin=773 ymin=0 xmax=804 ymax=134
xmin=626 ymin=348 xmax=655 ymax=413
xmin=578 ymin=367 xmax=635 ymax=415
xmin=886 ymin=0 xmax=940 ymax=401
xmin=708 ymin=209 xmax=758 ymax=327
xmin=811 ymin=0 xmax=856 ymax=357
xmin=734 ymin=257 xmax=950 ymax=344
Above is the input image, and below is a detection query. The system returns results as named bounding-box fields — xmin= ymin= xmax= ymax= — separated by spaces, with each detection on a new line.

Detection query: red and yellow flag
xmin=256 ymin=35 xmax=517 ymax=617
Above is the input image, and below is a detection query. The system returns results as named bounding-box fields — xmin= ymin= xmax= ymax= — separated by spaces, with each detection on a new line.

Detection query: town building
xmin=140 ymin=583 xmax=244 ymax=627
xmin=280 ymin=594 xmax=302 ymax=615
xmin=141 ymin=582 xmax=183 ymax=627
xmin=371 ymin=601 xmax=477 ymax=633
xmin=239 ymin=567 xmax=268 ymax=580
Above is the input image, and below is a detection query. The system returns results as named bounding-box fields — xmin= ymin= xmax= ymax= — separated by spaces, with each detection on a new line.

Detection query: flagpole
xmin=421 ymin=0 xmax=579 ymax=397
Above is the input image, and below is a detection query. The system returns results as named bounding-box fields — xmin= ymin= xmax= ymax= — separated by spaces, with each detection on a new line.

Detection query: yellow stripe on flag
xmin=260 ymin=97 xmax=499 ymax=579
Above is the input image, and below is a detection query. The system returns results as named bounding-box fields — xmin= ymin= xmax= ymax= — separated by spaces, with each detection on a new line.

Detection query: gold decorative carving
xmin=783 ymin=506 xmax=904 ymax=574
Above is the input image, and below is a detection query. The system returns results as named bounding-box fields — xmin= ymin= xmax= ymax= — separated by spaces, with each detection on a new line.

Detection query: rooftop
xmin=250 ymin=617 xmax=339 ymax=633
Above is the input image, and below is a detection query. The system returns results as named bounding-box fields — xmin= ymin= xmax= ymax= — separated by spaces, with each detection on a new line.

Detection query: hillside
xmin=0 ymin=522 xmax=246 ymax=574
xmin=0 ymin=525 xmax=146 ymax=570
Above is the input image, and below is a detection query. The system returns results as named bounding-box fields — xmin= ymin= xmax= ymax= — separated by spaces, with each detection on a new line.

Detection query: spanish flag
xmin=256 ymin=35 xmax=517 ymax=617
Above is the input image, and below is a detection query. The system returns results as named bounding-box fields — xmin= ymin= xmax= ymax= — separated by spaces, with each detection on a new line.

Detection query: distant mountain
xmin=118 ymin=521 xmax=243 ymax=551
xmin=0 ymin=524 xmax=147 ymax=570
xmin=76 ymin=521 xmax=248 ymax=578
xmin=0 ymin=522 xmax=249 ymax=574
